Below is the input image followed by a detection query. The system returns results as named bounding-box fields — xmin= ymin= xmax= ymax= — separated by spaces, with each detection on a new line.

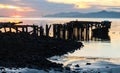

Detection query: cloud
xmin=0 ymin=4 xmax=35 ymax=12
xmin=47 ymin=0 xmax=120 ymax=9
xmin=0 ymin=0 xmax=119 ymax=17
xmin=12 ymin=0 xmax=21 ymax=1
xmin=108 ymin=7 xmax=120 ymax=12
xmin=46 ymin=0 xmax=90 ymax=9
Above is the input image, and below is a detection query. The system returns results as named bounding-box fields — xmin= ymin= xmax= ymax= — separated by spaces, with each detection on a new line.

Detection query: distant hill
xmin=44 ymin=10 xmax=120 ymax=18
xmin=0 ymin=16 xmax=6 ymax=17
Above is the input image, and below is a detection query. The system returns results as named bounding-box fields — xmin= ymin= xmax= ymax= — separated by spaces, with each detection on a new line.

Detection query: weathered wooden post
xmin=9 ymin=27 xmax=12 ymax=32
xmin=53 ymin=24 xmax=58 ymax=38
xmin=4 ymin=27 xmax=6 ymax=32
xmin=87 ymin=24 xmax=90 ymax=41
xmin=15 ymin=26 xmax=18 ymax=33
xmin=81 ymin=28 xmax=84 ymax=41
xmin=53 ymin=25 xmax=55 ymax=38
xmin=73 ymin=28 xmax=76 ymax=40
xmin=36 ymin=26 xmax=39 ymax=36
xmin=90 ymin=24 xmax=93 ymax=40
xmin=46 ymin=24 xmax=51 ymax=37
xmin=85 ymin=24 xmax=89 ymax=41
xmin=25 ymin=26 xmax=28 ymax=33
xmin=77 ymin=27 xmax=80 ymax=40
xmin=40 ymin=26 xmax=44 ymax=36
xmin=33 ymin=25 xmax=37 ymax=36
xmin=22 ymin=27 xmax=25 ymax=32
xmin=57 ymin=25 xmax=61 ymax=38
xmin=59 ymin=25 xmax=62 ymax=39
xmin=68 ymin=25 xmax=73 ymax=40
xmin=62 ymin=25 xmax=66 ymax=39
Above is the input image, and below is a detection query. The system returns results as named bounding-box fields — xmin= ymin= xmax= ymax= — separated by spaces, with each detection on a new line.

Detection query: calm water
xmin=0 ymin=17 xmax=120 ymax=58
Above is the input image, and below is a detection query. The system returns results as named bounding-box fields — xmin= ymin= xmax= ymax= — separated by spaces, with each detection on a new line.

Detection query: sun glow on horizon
xmin=11 ymin=15 xmax=22 ymax=18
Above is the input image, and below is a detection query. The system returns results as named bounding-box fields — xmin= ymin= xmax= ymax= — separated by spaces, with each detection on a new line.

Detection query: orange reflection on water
xmin=0 ymin=17 xmax=21 ymax=23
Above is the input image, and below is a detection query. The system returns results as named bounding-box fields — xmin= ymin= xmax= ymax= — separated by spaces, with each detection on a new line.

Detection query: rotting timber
xmin=53 ymin=20 xmax=111 ymax=41
xmin=0 ymin=22 xmax=83 ymax=69
xmin=0 ymin=20 xmax=111 ymax=69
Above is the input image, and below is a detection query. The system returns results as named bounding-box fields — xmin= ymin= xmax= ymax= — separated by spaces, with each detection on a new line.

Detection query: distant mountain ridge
xmin=0 ymin=16 xmax=6 ymax=17
xmin=44 ymin=10 xmax=120 ymax=18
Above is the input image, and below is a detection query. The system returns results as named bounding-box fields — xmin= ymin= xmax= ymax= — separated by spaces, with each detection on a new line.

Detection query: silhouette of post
xmin=67 ymin=25 xmax=73 ymax=40
xmin=81 ymin=28 xmax=84 ymax=41
xmin=22 ymin=27 xmax=25 ymax=32
xmin=33 ymin=25 xmax=37 ymax=36
xmin=15 ymin=27 xmax=18 ymax=33
xmin=4 ymin=27 xmax=6 ymax=32
xmin=9 ymin=27 xmax=12 ymax=32
xmin=40 ymin=26 xmax=44 ymax=36
xmin=62 ymin=25 xmax=66 ymax=39
xmin=77 ymin=27 xmax=80 ymax=40
xmin=53 ymin=24 xmax=58 ymax=38
xmin=85 ymin=24 xmax=89 ymax=41
xmin=46 ymin=24 xmax=51 ymax=37
xmin=57 ymin=25 xmax=61 ymax=38
xmin=25 ymin=26 xmax=28 ymax=33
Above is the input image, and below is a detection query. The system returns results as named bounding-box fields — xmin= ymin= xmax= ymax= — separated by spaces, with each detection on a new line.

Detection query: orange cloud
xmin=74 ymin=2 xmax=90 ymax=9
xmin=47 ymin=0 xmax=120 ymax=9
xmin=0 ymin=4 xmax=35 ymax=12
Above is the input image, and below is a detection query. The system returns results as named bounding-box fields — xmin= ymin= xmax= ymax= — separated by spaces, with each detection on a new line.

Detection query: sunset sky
xmin=0 ymin=0 xmax=120 ymax=17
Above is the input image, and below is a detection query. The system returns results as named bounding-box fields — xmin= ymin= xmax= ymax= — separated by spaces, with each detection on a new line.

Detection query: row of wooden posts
xmin=0 ymin=21 xmax=111 ymax=41
xmin=52 ymin=21 xmax=111 ymax=41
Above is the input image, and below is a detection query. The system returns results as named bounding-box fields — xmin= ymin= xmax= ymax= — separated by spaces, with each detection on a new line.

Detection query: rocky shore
xmin=0 ymin=32 xmax=83 ymax=70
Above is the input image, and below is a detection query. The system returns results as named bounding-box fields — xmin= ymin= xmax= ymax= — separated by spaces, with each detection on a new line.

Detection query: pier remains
xmin=0 ymin=20 xmax=111 ymax=69
xmin=0 ymin=20 xmax=111 ymax=41
xmin=0 ymin=21 xmax=83 ymax=69
xmin=53 ymin=20 xmax=111 ymax=41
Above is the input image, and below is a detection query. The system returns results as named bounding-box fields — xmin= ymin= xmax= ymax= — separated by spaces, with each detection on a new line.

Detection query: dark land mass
xmin=0 ymin=16 xmax=7 ymax=17
xmin=0 ymin=32 xmax=83 ymax=70
xmin=44 ymin=10 xmax=120 ymax=18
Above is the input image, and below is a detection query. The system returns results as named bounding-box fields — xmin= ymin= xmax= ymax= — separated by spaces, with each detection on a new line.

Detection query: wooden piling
xmin=53 ymin=24 xmax=57 ymax=38
xmin=26 ymin=26 xmax=28 ymax=33
xmin=22 ymin=27 xmax=25 ymax=32
xmin=15 ymin=27 xmax=18 ymax=33
xmin=77 ymin=28 xmax=80 ymax=40
xmin=40 ymin=26 xmax=44 ymax=36
xmin=0 ymin=21 xmax=111 ymax=41
xmin=62 ymin=25 xmax=66 ymax=39
xmin=57 ymin=25 xmax=60 ymax=38
xmin=46 ymin=24 xmax=51 ymax=37
xmin=85 ymin=24 xmax=89 ymax=41
xmin=9 ymin=27 xmax=12 ymax=32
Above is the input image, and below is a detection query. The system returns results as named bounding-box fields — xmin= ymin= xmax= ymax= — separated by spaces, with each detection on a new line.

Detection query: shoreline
xmin=49 ymin=56 xmax=120 ymax=73
xmin=0 ymin=32 xmax=83 ymax=69
xmin=50 ymin=56 xmax=120 ymax=65
xmin=1 ymin=56 xmax=120 ymax=73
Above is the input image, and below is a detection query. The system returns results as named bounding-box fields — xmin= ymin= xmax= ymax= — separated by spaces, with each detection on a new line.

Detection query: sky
xmin=0 ymin=0 xmax=120 ymax=17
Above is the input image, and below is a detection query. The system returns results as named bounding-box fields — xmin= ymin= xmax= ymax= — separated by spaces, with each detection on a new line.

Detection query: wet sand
xmin=0 ymin=56 xmax=120 ymax=73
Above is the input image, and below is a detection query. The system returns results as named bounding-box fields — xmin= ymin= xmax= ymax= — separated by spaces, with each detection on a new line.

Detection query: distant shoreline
xmin=0 ymin=17 xmax=120 ymax=18
xmin=44 ymin=10 xmax=120 ymax=18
